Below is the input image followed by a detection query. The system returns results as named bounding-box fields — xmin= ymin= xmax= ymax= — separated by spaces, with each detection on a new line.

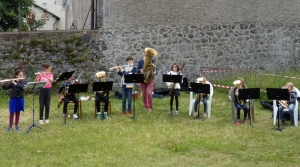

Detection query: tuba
xmin=233 ymin=80 xmax=244 ymax=105
xmin=143 ymin=47 xmax=158 ymax=83
xmin=196 ymin=77 xmax=206 ymax=101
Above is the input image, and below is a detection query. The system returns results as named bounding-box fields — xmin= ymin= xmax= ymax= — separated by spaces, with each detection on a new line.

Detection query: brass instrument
xmin=109 ymin=65 xmax=129 ymax=71
xmin=34 ymin=72 xmax=52 ymax=81
xmin=278 ymin=100 xmax=289 ymax=108
xmin=143 ymin=48 xmax=158 ymax=83
xmin=233 ymin=80 xmax=244 ymax=105
xmin=196 ymin=77 xmax=206 ymax=101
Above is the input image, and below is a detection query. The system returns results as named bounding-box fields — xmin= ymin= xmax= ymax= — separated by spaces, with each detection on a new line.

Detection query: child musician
xmin=2 ymin=69 xmax=27 ymax=132
xmin=114 ymin=56 xmax=137 ymax=115
xmin=35 ymin=63 xmax=53 ymax=124
xmin=58 ymin=75 xmax=79 ymax=119
xmin=166 ymin=63 xmax=182 ymax=115
xmin=95 ymin=71 xmax=110 ymax=119
xmin=193 ymin=77 xmax=213 ymax=118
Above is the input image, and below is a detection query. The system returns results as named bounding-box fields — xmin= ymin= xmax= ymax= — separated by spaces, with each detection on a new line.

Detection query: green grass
xmin=0 ymin=87 xmax=299 ymax=167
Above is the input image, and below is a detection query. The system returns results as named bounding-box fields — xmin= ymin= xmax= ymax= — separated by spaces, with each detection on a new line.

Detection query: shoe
xmin=127 ymin=110 xmax=132 ymax=115
xmin=175 ymin=111 xmax=178 ymax=115
xmin=6 ymin=128 xmax=12 ymax=132
xmin=193 ymin=112 xmax=198 ymax=118
xmin=97 ymin=114 xmax=101 ymax=119
xmin=104 ymin=113 xmax=108 ymax=119
xmin=62 ymin=113 xmax=70 ymax=118
xmin=45 ymin=120 xmax=50 ymax=124
xmin=148 ymin=108 xmax=152 ymax=112
xmin=15 ymin=126 xmax=20 ymax=132
xmin=281 ymin=120 xmax=286 ymax=126
xmin=243 ymin=120 xmax=247 ymax=124
xmin=235 ymin=121 xmax=240 ymax=126
xmin=73 ymin=113 xmax=78 ymax=119
xmin=121 ymin=110 xmax=126 ymax=115
xmin=39 ymin=120 xmax=44 ymax=124
xmin=203 ymin=113 xmax=207 ymax=118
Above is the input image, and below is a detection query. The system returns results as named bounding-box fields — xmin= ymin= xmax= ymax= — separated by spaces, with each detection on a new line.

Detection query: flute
xmin=35 ymin=72 xmax=52 ymax=75
xmin=0 ymin=78 xmax=25 ymax=83
xmin=109 ymin=65 xmax=130 ymax=71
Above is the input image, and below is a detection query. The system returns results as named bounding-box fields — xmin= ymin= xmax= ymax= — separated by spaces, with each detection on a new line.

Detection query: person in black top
xmin=2 ymin=69 xmax=27 ymax=132
xmin=95 ymin=71 xmax=110 ymax=119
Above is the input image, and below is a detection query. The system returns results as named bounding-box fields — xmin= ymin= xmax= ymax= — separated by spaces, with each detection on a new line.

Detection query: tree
xmin=26 ymin=10 xmax=50 ymax=31
xmin=0 ymin=0 xmax=34 ymax=32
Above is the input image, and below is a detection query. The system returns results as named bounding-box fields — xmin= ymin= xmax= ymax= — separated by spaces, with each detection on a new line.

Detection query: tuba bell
xmin=143 ymin=47 xmax=158 ymax=83
xmin=233 ymin=80 xmax=244 ymax=105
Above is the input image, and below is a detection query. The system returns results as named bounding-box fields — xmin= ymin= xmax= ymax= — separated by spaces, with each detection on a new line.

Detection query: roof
xmin=33 ymin=3 xmax=61 ymax=20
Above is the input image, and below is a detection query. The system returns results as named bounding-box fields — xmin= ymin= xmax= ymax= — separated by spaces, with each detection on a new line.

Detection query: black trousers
xmin=63 ymin=95 xmax=78 ymax=114
xmin=95 ymin=95 xmax=109 ymax=113
xmin=39 ymin=88 xmax=51 ymax=120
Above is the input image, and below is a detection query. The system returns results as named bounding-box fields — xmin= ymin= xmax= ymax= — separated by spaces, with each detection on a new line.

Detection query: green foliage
xmin=26 ymin=10 xmax=50 ymax=31
xmin=0 ymin=0 xmax=34 ymax=31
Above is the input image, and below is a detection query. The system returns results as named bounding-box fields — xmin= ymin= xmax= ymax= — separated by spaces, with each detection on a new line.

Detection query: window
xmin=42 ymin=3 xmax=47 ymax=9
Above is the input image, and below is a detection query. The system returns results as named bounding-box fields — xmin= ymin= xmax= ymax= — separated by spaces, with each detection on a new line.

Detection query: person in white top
xmin=166 ymin=63 xmax=182 ymax=115
xmin=193 ymin=77 xmax=213 ymax=118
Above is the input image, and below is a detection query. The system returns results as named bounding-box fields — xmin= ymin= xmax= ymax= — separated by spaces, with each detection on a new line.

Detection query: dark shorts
xmin=170 ymin=89 xmax=180 ymax=96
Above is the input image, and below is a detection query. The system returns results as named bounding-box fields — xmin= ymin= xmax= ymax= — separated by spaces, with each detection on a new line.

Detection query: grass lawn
xmin=0 ymin=87 xmax=299 ymax=167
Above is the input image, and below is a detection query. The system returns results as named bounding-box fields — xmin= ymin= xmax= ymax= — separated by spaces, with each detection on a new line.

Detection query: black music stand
xmin=124 ymin=74 xmax=144 ymax=120
xmin=238 ymin=88 xmax=260 ymax=126
xmin=162 ymin=74 xmax=182 ymax=117
xmin=25 ymin=81 xmax=47 ymax=135
xmin=190 ymin=82 xmax=210 ymax=120
xmin=93 ymin=81 xmax=113 ymax=120
xmin=266 ymin=88 xmax=290 ymax=132
xmin=68 ymin=84 xmax=89 ymax=119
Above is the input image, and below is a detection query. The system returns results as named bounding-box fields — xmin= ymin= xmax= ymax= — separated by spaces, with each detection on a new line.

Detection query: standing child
xmin=166 ymin=63 xmax=182 ymax=115
xmin=2 ymin=69 xmax=27 ymax=132
xmin=35 ymin=63 xmax=53 ymax=124
xmin=114 ymin=56 xmax=137 ymax=115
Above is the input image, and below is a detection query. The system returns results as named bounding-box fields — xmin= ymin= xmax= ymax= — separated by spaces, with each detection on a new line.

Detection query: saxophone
xmin=196 ymin=77 xmax=206 ymax=101
xmin=143 ymin=48 xmax=158 ymax=84
xmin=233 ymin=80 xmax=244 ymax=105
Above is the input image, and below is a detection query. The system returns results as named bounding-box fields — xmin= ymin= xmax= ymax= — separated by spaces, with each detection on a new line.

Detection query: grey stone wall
xmin=0 ymin=30 xmax=108 ymax=89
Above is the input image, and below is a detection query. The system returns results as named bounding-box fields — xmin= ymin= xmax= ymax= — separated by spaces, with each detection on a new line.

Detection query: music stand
xmin=162 ymin=74 xmax=182 ymax=117
xmin=68 ymin=84 xmax=89 ymax=119
xmin=93 ymin=81 xmax=113 ymax=119
xmin=238 ymin=88 xmax=260 ymax=126
xmin=25 ymin=81 xmax=47 ymax=135
xmin=124 ymin=74 xmax=144 ymax=120
xmin=266 ymin=88 xmax=290 ymax=132
xmin=190 ymin=82 xmax=210 ymax=120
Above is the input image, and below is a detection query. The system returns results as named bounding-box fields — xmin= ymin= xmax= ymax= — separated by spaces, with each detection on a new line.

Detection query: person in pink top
xmin=35 ymin=63 xmax=53 ymax=124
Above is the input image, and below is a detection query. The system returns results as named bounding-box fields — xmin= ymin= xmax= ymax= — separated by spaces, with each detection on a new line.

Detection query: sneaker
xmin=15 ymin=126 xmax=20 ymax=132
xmin=203 ymin=113 xmax=207 ymax=118
xmin=175 ymin=111 xmax=178 ymax=115
xmin=193 ymin=112 xmax=198 ymax=117
xmin=281 ymin=120 xmax=286 ymax=126
xmin=104 ymin=113 xmax=108 ymax=119
xmin=62 ymin=113 xmax=70 ymax=118
xmin=39 ymin=120 xmax=44 ymax=124
xmin=127 ymin=110 xmax=132 ymax=115
xmin=6 ymin=128 xmax=12 ymax=132
xmin=235 ymin=121 xmax=240 ymax=126
xmin=45 ymin=120 xmax=50 ymax=124
xmin=73 ymin=113 xmax=78 ymax=119
xmin=121 ymin=110 xmax=126 ymax=115
xmin=97 ymin=114 xmax=101 ymax=119
xmin=243 ymin=120 xmax=247 ymax=124
xmin=148 ymin=108 xmax=152 ymax=112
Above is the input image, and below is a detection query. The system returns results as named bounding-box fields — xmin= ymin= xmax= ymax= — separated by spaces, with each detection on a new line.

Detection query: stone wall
xmin=0 ymin=30 xmax=108 ymax=89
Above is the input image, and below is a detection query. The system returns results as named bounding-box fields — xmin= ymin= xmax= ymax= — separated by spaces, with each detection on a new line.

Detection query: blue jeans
xmin=234 ymin=102 xmax=248 ymax=120
xmin=122 ymin=85 xmax=133 ymax=111
xmin=278 ymin=103 xmax=295 ymax=122
xmin=194 ymin=95 xmax=208 ymax=113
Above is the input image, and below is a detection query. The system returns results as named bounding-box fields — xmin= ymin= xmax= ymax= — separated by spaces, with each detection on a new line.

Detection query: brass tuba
xmin=278 ymin=100 xmax=289 ymax=108
xmin=196 ymin=77 xmax=206 ymax=101
xmin=143 ymin=47 xmax=158 ymax=83
xmin=233 ymin=80 xmax=244 ymax=105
